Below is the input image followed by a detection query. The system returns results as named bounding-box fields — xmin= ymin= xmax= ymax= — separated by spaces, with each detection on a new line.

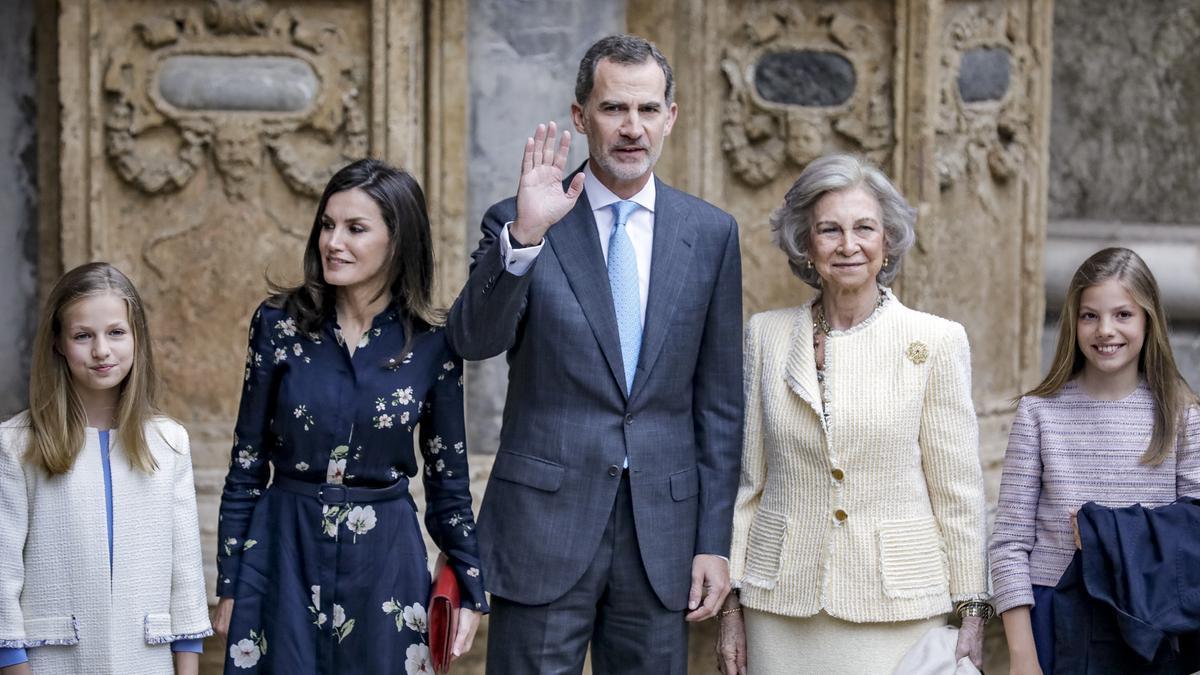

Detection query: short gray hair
xmin=575 ymin=34 xmax=674 ymax=105
xmin=771 ymin=154 xmax=916 ymax=289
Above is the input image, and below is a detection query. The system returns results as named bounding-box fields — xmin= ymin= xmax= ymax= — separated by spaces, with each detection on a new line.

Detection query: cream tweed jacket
xmin=0 ymin=413 xmax=212 ymax=675
xmin=730 ymin=292 xmax=988 ymax=622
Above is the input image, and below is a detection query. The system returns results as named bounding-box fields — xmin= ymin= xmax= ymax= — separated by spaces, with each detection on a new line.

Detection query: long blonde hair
xmin=1029 ymin=247 xmax=1197 ymax=465
xmin=27 ymin=262 xmax=163 ymax=474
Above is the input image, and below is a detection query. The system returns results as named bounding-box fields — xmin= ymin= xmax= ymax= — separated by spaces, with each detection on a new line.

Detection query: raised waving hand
xmin=510 ymin=121 xmax=586 ymax=246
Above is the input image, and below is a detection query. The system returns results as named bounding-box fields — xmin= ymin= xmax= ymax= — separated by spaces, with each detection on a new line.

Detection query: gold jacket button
xmin=834 ymin=509 xmax=848 ymax=522
xmin=831 ymin=468 xmax=845 ymax=481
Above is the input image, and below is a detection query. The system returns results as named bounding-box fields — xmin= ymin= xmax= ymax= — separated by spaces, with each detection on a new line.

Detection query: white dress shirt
xmin=498 ymin=164 xmax=656 ymax=326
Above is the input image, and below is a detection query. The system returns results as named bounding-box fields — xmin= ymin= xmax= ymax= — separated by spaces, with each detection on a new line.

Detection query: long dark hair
xmin=269 ymin=159 xmax=442 ymax=353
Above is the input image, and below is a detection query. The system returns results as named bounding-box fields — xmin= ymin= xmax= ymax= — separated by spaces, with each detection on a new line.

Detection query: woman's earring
xmin=806 ymin=259 xmax=814 ymax=269
xmin=883 ymin=256 xmax=890 ymax=267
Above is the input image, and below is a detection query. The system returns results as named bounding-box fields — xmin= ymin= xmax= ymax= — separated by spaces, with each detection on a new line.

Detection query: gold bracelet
xmin=718 ymin=606 xmax=743 ymax=617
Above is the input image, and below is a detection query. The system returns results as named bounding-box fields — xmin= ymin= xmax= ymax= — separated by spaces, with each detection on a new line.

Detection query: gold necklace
xmin=813 ymin=289 xmax=886 ymax=336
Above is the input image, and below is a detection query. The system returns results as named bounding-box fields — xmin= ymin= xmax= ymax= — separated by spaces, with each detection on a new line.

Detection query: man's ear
xmin=663 ymin=101 xmax=679 ymax=137
xmin=571 ymin=101 xmax=587 ymax=134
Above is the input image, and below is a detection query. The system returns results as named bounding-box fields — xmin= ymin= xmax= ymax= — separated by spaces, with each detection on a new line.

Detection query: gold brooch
xmin=906 ymin=341 xmax=929 ymax=365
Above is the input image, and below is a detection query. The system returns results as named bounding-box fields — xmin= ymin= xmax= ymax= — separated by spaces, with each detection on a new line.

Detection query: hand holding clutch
xmin=428 ymin=554 xmax=461 ymax=673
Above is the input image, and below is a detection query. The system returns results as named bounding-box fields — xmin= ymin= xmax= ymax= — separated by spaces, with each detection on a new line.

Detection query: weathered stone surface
xmin=754 ymin=50 xmax=856 ymax=107
xmin=1049 ymin=0 xmax=1200 ymax=222
xmin=0 ymin=3 xmax=37 ymax=420
xmin=957 ymin=47 xmax=1010 ymax=103
xmin=158 ymin=55 xmax=319 ymax=112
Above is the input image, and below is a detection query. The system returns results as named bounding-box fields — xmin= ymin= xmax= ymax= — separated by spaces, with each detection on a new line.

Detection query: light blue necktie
xmin=608 ymin=200 xmax=642 ymax=394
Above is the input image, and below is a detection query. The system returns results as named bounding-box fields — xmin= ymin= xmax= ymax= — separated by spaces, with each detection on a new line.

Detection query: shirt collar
xmin=583 ymin=163 xmax=656 ymax=215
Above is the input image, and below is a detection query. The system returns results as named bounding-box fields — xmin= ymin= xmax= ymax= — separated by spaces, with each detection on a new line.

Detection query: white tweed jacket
xmin=730 ymin=292 xmax=988 ymax=622
xmin=0 ymin=412 xmax=211 ymax=675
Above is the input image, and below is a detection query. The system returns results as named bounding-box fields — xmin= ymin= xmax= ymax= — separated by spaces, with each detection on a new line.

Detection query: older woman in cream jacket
xmin=716 ymin=155 xmax=990 ymax=674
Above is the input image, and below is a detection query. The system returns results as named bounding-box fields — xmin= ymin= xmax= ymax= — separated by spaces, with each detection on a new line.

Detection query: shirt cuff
xmin=499 ymin=222 xmax=543 ymax=277
xmin=0 ymin=648 xmax=29 ymax=667
xmin=171 ymin=638 xmax=204 ymax=653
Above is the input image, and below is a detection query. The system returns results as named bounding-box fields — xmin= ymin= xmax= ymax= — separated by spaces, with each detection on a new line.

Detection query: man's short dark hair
xmin=575 ymin=34 xmax=675 ymax=106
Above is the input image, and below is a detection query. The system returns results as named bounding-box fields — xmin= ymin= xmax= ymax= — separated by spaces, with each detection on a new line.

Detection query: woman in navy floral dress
xmin=212 ymin=159 xmax=487 ymax=674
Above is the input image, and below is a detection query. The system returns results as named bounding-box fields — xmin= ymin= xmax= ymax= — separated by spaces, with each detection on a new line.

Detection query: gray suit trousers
xmin=485 ymin=474 xmax=687 ymax=675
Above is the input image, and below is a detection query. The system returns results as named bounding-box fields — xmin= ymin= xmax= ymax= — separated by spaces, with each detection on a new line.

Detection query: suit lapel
xmin=545 ymin=187 xmax=628 ymax=396
xmin=784 ymin=304 xmax=826 ymax=429
xmin=630 ymin=181 xmax=695 ymax=402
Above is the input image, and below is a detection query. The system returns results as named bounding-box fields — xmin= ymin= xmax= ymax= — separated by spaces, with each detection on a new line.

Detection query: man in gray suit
xmin=448 ymin=34 xmax=742 ymax=674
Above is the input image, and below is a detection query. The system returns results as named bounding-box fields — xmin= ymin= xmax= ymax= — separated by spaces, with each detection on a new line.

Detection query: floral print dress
xmin=217 ymin=302 xmax=487 ymax=674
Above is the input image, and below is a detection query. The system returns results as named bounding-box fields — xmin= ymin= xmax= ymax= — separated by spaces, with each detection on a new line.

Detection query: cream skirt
xmin=744 ymin=607 xmax=945 ymax=675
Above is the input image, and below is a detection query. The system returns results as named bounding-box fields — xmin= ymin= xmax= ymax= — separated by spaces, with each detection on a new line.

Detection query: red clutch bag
xmin=428 ymin=553 xmax=460 ymax=674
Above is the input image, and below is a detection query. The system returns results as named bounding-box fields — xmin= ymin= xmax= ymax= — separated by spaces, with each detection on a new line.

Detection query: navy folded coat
xmin=1053 ymin=498 xmax=1200 ymax=674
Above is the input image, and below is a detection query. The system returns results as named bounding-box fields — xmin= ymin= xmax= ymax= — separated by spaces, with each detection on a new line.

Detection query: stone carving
xmin=936 ymin=5 xmax=1033 ymax=189
xmin=204 ymin=0 xmax=271 ymax=35
xmin=719 ymin=4 xmax=893 ymax=186
xmin=103 ymin=1 xmax=367 ymax=200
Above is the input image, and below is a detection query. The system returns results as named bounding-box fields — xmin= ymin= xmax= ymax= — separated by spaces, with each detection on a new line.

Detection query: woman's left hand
xmin=954 ymin=615 xmax=985 ymax=668
xmin=451 ymin=608 xmax=481 ymax=662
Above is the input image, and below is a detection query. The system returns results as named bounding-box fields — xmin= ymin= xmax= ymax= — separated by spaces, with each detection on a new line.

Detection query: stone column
xmin=42 ymin=2 xmax=466 ymax=672
xmin=629 ymin=1 xmax=1054 ymax=671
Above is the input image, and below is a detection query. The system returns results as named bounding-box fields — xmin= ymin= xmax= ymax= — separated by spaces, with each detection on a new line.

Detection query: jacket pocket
xmin=19 ymin=615 xmax=79 ymax=647
xmin=491 ymin=450 xmax=564 ymax=492
xmin=877 ymin=516 xmax=950 ymax=598
xmin=669 ymin=467 xmax=699 ymax=501
xmin=144 ymin=613 xmax=175 ymax=645
xmin=743 ymin=508 xmax=789 ymax=590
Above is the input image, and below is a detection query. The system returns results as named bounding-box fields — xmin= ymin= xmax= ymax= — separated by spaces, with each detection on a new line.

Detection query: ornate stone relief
xmin=720 ymin=4 xmax=893 ymax=186
xmin=935 ymin=5 xmax=1034 ymax=191
xmin=103 ymin=0 xmax=367 ymax=200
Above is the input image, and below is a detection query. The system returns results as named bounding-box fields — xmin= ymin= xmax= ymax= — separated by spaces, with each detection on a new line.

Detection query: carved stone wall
xmin=916 ymin=0 xmax=1051 ymax=494
xmin=44 ymin=2 xmax=467 ymax=672
xmin=631 ymin=1 xmax=1053 ymax=671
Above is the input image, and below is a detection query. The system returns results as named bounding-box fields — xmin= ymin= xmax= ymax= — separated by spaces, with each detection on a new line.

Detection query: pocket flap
xmin=143 ymin=613 xmax=174 ymax=645
xmin=491 ymin=451 xmax=564 ymax=492
xmin=669 ymin=467 xmax=699 ymax=501
xmin=22 ymin=615 xmax=79 ymax=646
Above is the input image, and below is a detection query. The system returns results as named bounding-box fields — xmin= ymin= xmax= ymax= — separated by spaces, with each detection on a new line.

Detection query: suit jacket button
xmin=834 ymin=509 xmax=848 ymax=522
xmin=624 ymin=414 xmax=634 ymax=425
xmin=831 ymin=468 xmax=845 ymax=481
xmin=608 ymin=465 xmax=620 ymax=477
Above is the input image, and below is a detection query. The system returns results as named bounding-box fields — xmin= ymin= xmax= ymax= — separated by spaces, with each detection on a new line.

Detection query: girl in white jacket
xmin=0 ymin=262 xmax=211 ymax=675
